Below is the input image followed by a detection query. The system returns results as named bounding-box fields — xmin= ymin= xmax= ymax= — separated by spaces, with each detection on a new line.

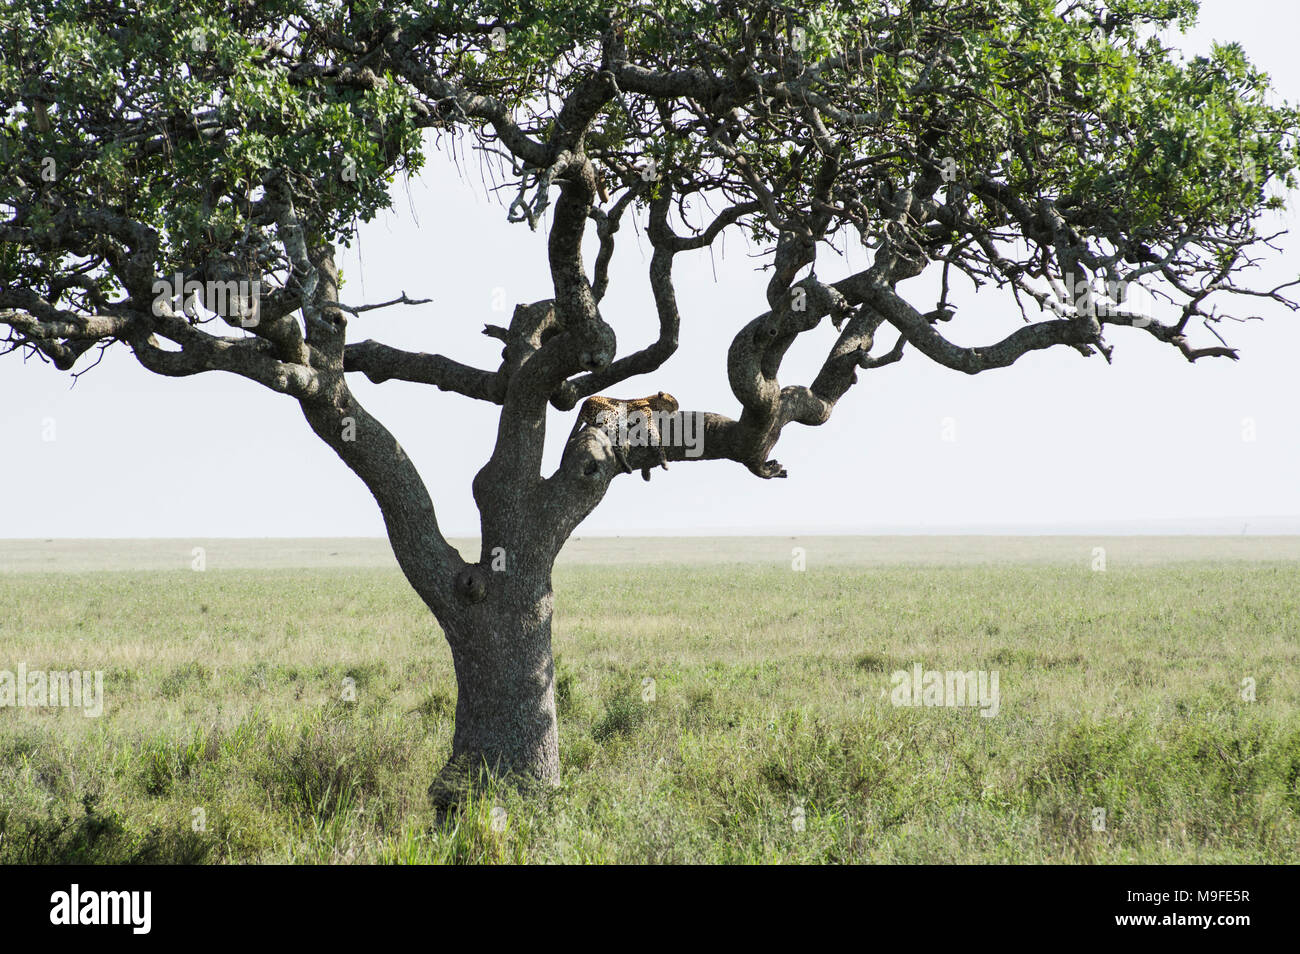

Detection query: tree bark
xmin=430 ymin=574 xmax=561 ymax=803
xmin=452 ymin=595 xmax=558 ymax=777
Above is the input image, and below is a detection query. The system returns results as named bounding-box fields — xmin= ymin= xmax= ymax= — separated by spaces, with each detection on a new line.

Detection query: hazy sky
xmin=3 ymin=2 xmax=1298 ymax=538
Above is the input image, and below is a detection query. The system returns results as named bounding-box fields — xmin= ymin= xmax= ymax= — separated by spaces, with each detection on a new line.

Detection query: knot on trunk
xmin=454 ymin=565 xmax=489 ymax=603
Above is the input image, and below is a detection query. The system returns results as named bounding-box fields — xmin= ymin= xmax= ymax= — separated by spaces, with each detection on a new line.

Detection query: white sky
xmin=2 ymin=1 xmax=1298 ymax=538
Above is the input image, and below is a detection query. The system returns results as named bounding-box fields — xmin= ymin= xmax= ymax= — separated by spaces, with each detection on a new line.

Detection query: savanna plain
xmin=0 ymin=535 xmax=1296 ymax=864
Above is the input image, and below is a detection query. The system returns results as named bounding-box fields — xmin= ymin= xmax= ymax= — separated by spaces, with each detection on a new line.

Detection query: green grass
xmin=1 ymin=542 xmax=1298 ymax=863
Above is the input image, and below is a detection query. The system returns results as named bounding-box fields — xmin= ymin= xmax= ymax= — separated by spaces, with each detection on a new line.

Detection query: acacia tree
xmin=3 ymin=0 xmax=1297 ymax=793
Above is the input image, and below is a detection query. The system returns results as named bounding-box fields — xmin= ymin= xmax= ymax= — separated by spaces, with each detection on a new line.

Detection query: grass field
xmin=1 ymin=536 xmax=1298 ymax=864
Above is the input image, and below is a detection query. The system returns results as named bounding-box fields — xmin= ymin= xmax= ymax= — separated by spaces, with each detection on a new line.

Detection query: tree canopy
xmin=3 ymin=2 xmax=1296 ymax=462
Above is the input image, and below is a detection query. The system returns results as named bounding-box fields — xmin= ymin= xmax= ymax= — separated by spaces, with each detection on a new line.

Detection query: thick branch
xmin=345 ymin=340 xmax=504 ymax=400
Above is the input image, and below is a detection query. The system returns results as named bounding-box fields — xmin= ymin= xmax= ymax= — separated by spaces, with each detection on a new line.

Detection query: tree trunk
xmin=431 ymin=580 xmax=560 ymax=803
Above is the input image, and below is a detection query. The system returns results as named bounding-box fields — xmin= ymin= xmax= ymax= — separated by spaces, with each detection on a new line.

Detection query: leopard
xmin=566 ymin=391 xmax=680 ymax=480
